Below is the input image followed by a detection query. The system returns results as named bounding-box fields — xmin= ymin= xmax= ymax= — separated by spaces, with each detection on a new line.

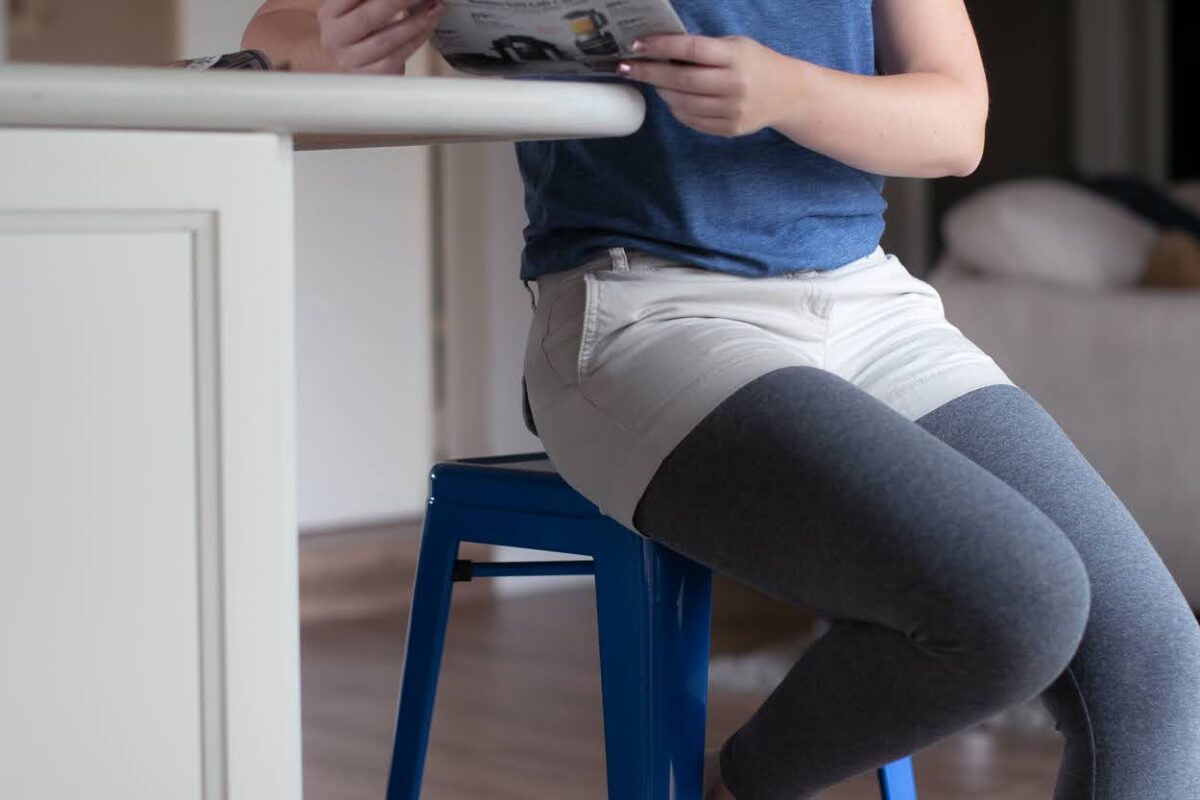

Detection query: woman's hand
xmin=316 ymin=0 xmax=445 ymax=74
xmin=618 ymin=35 xmax=791 ymax=138
xmin=616 ymin=0 xmax=989 ymax=179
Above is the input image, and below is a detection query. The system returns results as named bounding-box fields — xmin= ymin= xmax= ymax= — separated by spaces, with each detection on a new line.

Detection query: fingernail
xmin=631 ymin=39 xmax=646 ymax=52
xmin=617 ymin=62 xmax=632 ymax=74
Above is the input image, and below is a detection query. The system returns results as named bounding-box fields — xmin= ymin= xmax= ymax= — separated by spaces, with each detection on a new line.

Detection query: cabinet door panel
xmin=0 ymin=230 xmax=205 ymax=799
xmin=0 ymin=129 xmax=300 ymax=800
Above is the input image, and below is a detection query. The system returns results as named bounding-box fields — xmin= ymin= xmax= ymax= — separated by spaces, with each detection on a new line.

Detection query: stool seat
xmin=427 ymin=451 xmax=602 ymax=518
xmin=385 ymin=452 xmax=918 ymax=800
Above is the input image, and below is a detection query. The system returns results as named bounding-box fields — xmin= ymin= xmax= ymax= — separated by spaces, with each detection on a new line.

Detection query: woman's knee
xmin=929 ymin=535 xmax=1092 ymax=703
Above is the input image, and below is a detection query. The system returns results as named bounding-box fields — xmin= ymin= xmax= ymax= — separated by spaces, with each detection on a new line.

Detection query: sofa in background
xmin=926 ymin=178 xmax=1200 ymax=608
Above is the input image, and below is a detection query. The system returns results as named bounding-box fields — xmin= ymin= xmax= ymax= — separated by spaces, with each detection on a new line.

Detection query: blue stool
xmin=385 ymin=452 xmax=918 ymax=800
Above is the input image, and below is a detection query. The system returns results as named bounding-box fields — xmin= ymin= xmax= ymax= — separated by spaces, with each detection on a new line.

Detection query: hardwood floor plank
xmin=299 ymin=520 xmax=493 ymax=624
xmin=301 ymin=586 xmax=1063 ymax=798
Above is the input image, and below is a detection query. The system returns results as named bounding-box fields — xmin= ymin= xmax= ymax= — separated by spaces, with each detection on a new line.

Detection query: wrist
xmin=766 ymin=54 xmax=818 ymax=136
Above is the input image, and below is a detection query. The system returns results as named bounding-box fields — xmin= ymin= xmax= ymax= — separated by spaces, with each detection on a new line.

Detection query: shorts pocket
xmin=919 ymin=281 xmax=947 ymax=317
xmin=539 ymin=273 xmax=590 ymax=389
xmin=887 ymin=256 xmax=945 ymax=312
xmin=899 ymin=274 xmax=946 ymax=319
xmin=577 ymin=268 xmax=648 ymax=386
xmin=546 ymin=268 xmax=628 ymax=388
xmin=577 ymin=271 xmax=607 ymax=384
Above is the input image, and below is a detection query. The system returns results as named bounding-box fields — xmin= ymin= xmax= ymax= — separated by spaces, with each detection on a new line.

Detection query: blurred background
xmin=4 ymin=1 xmax=1196 ymax=797
xmin=3 ymin=0 xmax=1193 ymax=530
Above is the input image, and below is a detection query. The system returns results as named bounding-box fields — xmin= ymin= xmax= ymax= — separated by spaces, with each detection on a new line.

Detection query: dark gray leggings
xmin=631 ymin=367 xmax=1200 ymax=799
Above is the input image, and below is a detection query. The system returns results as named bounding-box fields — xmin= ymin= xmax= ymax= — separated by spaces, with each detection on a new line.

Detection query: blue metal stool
xmin=385 ymin=452 xmax=918 ymax=800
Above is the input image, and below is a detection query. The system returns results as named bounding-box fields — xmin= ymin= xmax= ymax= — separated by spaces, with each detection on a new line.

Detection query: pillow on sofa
xmin=1173 ymin=182 xmax=1200 ymax=218
xmin=942 ymin=178 xmax=1157 ymax=290
xmin=1072 ymin=174 xmax=1200 ymax=239
xmin=1143 ymin=230 xmax=1200 ymax=288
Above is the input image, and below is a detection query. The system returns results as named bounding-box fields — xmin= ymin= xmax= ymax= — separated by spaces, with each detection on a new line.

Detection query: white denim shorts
xmin=521 ymin=245 xmax=1015 ymax=534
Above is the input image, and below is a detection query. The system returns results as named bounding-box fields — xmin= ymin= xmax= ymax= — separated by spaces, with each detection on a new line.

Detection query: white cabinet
xmin=294 ymin=146 xmax=435 ymax=529
xmin=0 ymin=129 xmax=301 ymax=799
xmin=0 ymin=62 xmax=644 ymax=798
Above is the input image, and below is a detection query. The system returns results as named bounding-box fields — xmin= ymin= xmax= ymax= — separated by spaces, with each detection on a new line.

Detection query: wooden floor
xmin=301 ymin=586 xmax=1065 ymax=799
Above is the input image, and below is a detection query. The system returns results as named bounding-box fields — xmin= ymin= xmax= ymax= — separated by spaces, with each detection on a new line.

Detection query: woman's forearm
xmin=241 ymin=9 xmax=342 ymax=73
xmin=770 ymin=57 xmax=987 ymax=179
xmin=622 ymin=34 xmax=988 ymax=180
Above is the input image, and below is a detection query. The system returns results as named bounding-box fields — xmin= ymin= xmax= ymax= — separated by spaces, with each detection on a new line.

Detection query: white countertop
xmin=0 ymin=63 xmax=646 ymax=148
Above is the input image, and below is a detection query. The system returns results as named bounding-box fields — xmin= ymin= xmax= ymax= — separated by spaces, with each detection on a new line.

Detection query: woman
xmin=244 ymin=2 xmax=1200 ymax=797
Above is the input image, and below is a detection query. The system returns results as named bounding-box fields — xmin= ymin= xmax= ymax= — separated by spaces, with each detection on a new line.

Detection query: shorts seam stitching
xmin=881 ymin=365 xmax=972 ymax=403
xmin=881 ymin=362 xmax=1009 ymax=406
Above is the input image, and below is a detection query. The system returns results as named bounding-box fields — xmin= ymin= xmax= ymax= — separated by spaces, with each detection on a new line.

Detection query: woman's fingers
xmin=320 ymin=0 xmax=368 ymax=18
xmin=339 ymin=2 xmax=443 ymax=68
xmin=656 ymin=87 xmax=733 ymax=118
xmin=633 ymin=34 xmax=736 ymax=67
xmin=320 ymin=0 xmax=430 ymax=48
xmin=318 ymin=0 xmax=442 ymax=73
xmin=356 ymin=23 xmax=438 ymax=73
xmin=659 ymin=89 xmax=748 ymax=138
xmin=621 ymin=60 xmax=735 ymax=95
xmin=342 ymin=0 xmax=434 ymax=42
xmin=621 ymin=34 xmax=772 ymax=138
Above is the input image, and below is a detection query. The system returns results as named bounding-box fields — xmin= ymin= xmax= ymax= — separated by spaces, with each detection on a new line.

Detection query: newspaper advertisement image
xmin=433 ymin=0 xmax=688 ymax=76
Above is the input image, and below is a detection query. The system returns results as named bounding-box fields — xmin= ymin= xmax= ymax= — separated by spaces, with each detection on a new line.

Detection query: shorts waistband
xmin=534 ymin=247 xmax=661 ymax=287
xmin=526 ymin=245 xmax=889 ymax=310
xmin=539 ymin=246 xmax=887 ymax=284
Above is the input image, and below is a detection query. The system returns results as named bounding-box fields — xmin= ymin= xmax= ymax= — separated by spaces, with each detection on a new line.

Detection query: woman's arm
xmin=242 ymin=0 xmax=443 ymax=74
xmin=618 ymin=0 xmax=989 ymax=179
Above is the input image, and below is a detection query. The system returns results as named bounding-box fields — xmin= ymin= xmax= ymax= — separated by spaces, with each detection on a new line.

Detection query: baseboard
xmin=298 ymin=519 xmax=492 ymax=625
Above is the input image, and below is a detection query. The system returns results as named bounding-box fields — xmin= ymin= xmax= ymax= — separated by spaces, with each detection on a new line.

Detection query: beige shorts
xmin=521 ymin=246 xmax=1015 ymax=534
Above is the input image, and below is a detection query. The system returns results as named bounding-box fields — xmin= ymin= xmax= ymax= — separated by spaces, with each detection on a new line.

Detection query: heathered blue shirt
xmin=516 ymin=0 xmax=887 ymax=281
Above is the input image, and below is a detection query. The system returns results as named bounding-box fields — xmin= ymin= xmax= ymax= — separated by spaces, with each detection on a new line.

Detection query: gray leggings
xmin=631 ymin=367 xmax=1200 ymax=799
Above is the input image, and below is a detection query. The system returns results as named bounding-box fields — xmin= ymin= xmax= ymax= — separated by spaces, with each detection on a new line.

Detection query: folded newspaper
xmin=433 ymin=0 xmax=688 ymax=76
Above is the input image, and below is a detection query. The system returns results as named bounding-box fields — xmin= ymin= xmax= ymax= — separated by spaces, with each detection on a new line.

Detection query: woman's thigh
xmin=524 ymin=247 xmax=1016 ymax=535
xmin=630 ymin=365 xmax=1090 ymax=667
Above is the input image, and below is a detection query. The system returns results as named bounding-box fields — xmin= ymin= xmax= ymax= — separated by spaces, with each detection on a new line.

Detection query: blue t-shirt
xmin=516 ymin=0 xmax=887 ymax=281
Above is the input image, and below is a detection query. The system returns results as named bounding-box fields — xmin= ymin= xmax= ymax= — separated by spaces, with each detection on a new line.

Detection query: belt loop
xmin=608 ymin=246 xmax=630 ymax=273
xmin=808 ymin=283 xmax=834 ymax=319
xmin=522 ymin=279 xmax=537 ymax=312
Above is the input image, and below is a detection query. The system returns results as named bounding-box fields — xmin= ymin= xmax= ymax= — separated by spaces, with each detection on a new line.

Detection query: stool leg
xmin=593 ymin=529 xmax=714 ymax=800
xmin=877 ymin=756 xmax=918 ymax=799
xmin=385 ymin=504 xmax=460 ymax=800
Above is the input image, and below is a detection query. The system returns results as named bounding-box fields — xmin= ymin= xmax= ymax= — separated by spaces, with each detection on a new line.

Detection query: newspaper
xmin=433 ymin=0 xmax=688 ymax=76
